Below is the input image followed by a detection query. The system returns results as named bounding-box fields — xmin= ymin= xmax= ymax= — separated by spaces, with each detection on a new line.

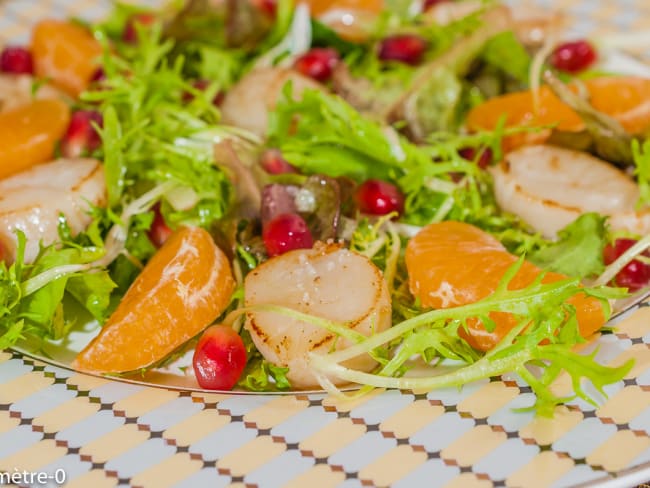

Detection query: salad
xmin=1 ymin=0 xmax=649 ymax=416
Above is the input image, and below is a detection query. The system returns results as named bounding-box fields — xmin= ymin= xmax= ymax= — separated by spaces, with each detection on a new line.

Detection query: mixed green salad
xmin=1 ymin=0 xmax=650 ymax=416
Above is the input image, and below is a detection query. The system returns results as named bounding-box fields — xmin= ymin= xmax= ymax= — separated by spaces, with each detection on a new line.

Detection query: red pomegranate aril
xmin=257 ymin=0 xmax=277 ymax=17
xmin=294 ymin=48 xmax=340 ymax=82
xmin=603 ymin=238 xmax=650 ymax=291
xmin=90 ymin=67 xmax=106 ymax=83
xmin=123 ymin=13 xmax=156 ymax=43
xmin=0 ymin=46 xmax=33 ymax=74
xmin=378 ymin=35 xmax=427 ymax=66
xmin=260 ymin=149 xmax=297 ymax=175
xmin=423 ymin=0 xmax=450 ymax=10
xmin=193 ymin=325 xmax=247 ymax=390
xmin=550 ymin=40 xmax=597 ymax=74
xmin=148 ymin=203 xmax=173 ymax=248
xmin=459 ymin=147 xmax=493 ymax=169
xmin=263 ymin=213 xmax=314 ymax=257
xmin=61 ymin=110 xmax=103 ymax=158
xmin=355 ymin=179 xmax=405 ymax=217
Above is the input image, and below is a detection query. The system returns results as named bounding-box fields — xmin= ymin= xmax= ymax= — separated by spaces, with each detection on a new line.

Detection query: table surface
xmin=3 ymin=1 xmax=650 ymax=487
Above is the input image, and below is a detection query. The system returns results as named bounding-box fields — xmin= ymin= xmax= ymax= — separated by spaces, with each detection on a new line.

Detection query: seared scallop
xmin=244 ymin=243 xmax=391 ymax=389
xmin=220 ymin=67 xmax=323 ymax=137
xmin=423 ymin=0 xmax=488 ymax=26
xmin=0 ymin=74 xmax=64 ymax=113
xmin=0 ymin=158 xmax=106 ymax=263
xmin=508 ymin=5 xmax=565 ymax=48
xmin=491 ymin=145 xmax=650 ymax=238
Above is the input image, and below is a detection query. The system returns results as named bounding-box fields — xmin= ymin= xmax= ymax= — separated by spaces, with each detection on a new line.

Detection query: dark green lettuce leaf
xmin=268 ymin=86 xmax=414 ymax=181
xmin=529 ymin=213 xmax=607 ymax=279
xmin=481 ymin=30 xmax=531 ymax=85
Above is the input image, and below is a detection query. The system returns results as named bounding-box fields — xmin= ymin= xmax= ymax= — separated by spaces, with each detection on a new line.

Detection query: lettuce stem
xmin=309 ymin=349 xmax=531 ymax=390
xmin=324 ymin=277 xmax=580 ymax=365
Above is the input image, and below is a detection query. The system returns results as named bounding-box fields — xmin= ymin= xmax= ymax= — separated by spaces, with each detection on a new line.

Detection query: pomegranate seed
xmin=263 ymin=213 xmax=314 ymax=257
xmin=123 ymin=13 xmax=156 ymax=43
xmin=355 ymin=179 xmax=405 ymax=217
xmin=61 ymin=110 xmax=103 ymax=158
xmin=257 ymin=0 xmax=277 ymax=17
xmin=294 ymin=48 xmax=340 ymax=82
xmin=260 ymin=149 xmax=297 ymax=175
xmin=550 ymin=40 xmax=597 ymax=74
xmin=182 ymin=80 xmax=224 ymax=106
xmin=459 ymin=147 xmax=493 ymax=169
xmin=603 ymin=238 xmax=650 ymax=291
xmin=0 ymin=46 xmax=33 ymax=74
xmin=378 ymin=35 xmax=427 ymax=65
xmin=193 ymin=325 xmax=247 ymax=390
xmin=423 ymin=0 xmax=450 ymax=10
xmin=147 ymin=203 xmax=173 ymax=248
xmin=90 ymin=67 xmax=106 ymax=83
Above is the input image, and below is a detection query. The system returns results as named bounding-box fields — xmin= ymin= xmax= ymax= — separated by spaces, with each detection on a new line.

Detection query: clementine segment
xmin=0 ymin=99 xmax=70 ymax=180
xmin=305 ymin=0 xmax=382 ymax=41
xmin=466 ymin=77 xmax=650 ymax=150
xmin=405 ymin=221 xmax=605 ymax=351
xmin=31 ymin=20 xmax=103 ymax=97
xmin=73 ymin=227 xmax=236 ymax=374
xmin=305 ymin=0 xmax=383 ymax=16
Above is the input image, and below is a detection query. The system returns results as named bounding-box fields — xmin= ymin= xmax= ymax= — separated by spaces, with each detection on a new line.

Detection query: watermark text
xmin=0 ymin=469 xmax=66 ymax=486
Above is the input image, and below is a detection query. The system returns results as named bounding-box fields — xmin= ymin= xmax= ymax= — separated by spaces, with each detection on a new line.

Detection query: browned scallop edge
xmin=244 ymin=243 xmax=390 ymax=360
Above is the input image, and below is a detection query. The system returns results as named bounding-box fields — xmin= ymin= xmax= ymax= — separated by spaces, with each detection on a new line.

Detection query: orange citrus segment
xmin=305 ymin=0 xmax=382 ymax=41
xmin=31 ymin=20 xmax=103 ymax=97
xmin=466 ymin=77 xmax=650 ymax=150
xmin=72 ymin=227 xmax=236 ymax=374
xmin=305 ymin=0 xmax=383 ymax=16
xmin=0 ymin=99 xmax=70 ymax=180
xmin=405 ymin=221 xmax=605 ymax=351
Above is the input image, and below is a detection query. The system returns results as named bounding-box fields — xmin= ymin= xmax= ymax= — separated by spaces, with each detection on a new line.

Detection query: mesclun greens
xmin=85 ymin=22 xmax=232 ymax=226
xmin=82 ymin=20 xmax=238 ymax=287
xmin=268 ymin=86 xmax=540 ymax=245
xmin=0 ymin=227 xmax=115 ymax=349
xmin=262 ymin=79 xmax=632 ymax=411
xmin=268 ymin=86 xmax=427 ymax=182
xmin=333 ymin=1 xmax=532 ymax=137
xmin=1 ymin=0 xmax=641 ymax=415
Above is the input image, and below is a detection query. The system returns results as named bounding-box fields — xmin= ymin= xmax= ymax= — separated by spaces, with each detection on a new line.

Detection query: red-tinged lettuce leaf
xmin=261 ymin=176 xmax=342 ymax=242
xmin=302 ymin=175 xmax=341 ymax=241
xmin=165 ymin=0 xmax=256 ymax=47
xmin=261 ymin=184 xmax=299 ymax=225
xmin=214 ymin=140 xmax=263 ymax=220
xmin=165 ymin=0 xmax=224 ymax=42
xmin=225 ymin=0 xmax=274 ymax=48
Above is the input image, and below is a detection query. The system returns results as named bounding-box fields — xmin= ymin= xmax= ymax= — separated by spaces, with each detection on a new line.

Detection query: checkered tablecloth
xmin=2 ymin=2 xmax=650 ymax=487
